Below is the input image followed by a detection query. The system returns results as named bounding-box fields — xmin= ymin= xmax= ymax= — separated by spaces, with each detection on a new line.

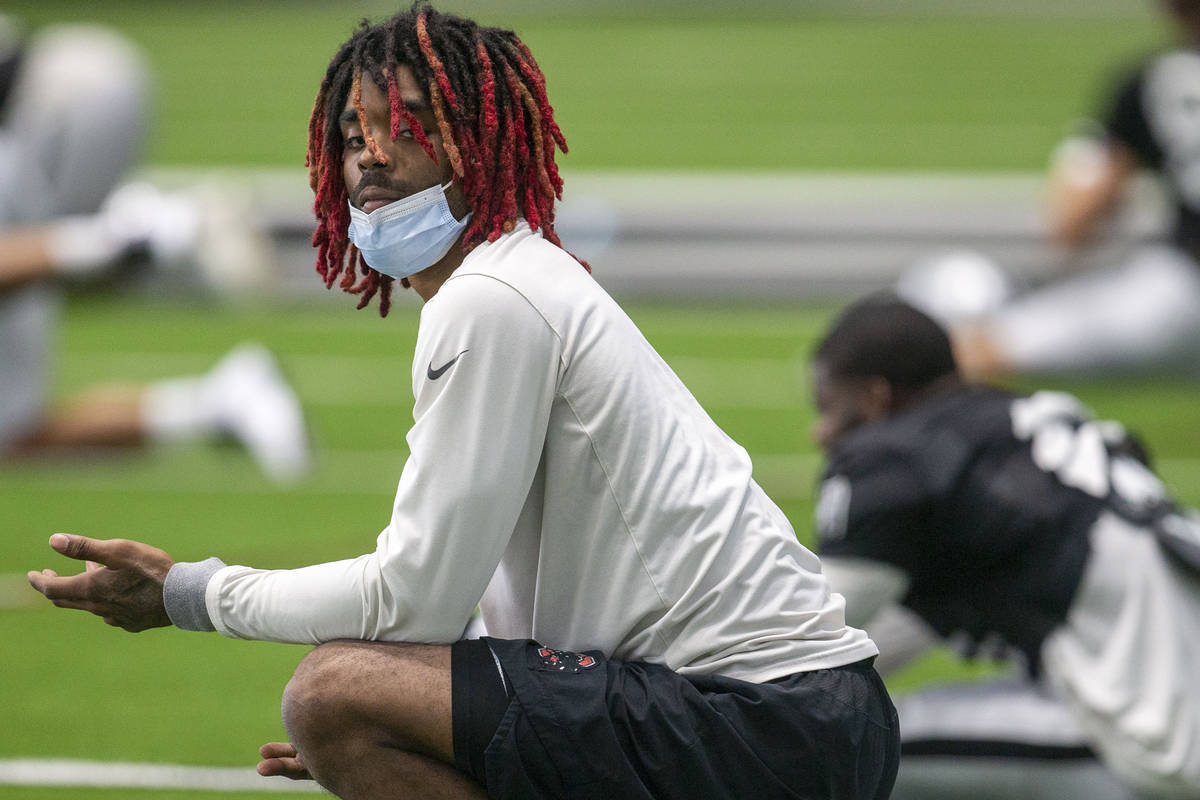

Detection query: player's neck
xmin=892 ymin=373 xmax=963 ymax=415
xmin=409 ymin=236 xmax=468 ymax=301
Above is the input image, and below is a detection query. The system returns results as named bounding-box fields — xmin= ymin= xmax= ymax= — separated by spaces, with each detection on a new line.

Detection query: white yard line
xmin=0 ymin=758 xmax=323 ymax=793
xmin=0 ymin=573 xmax=40 ymax=610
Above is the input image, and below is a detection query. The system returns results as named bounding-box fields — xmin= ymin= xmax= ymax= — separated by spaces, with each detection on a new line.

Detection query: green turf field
xmin=3 ymin=292 xmax=1199 ymax=797
xmin=1 ymin=1 xmax=1168 ymax=170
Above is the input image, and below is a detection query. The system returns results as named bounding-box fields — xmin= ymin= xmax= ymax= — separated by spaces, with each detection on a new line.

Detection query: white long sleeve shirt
xmin=166 ymin=226 xmax=875 ymax=682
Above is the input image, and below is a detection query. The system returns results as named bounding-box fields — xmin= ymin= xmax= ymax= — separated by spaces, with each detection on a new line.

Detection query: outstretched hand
xmin=27 ymin=534 xmax=174 ymax=632
xmin=257 ymin=742 xmax=312 ymax=781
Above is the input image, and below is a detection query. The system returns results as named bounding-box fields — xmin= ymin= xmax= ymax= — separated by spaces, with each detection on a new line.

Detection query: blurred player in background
xmin=904 ymin=0 xmax=1200 ymax=377
xmin=811 ymin=293 xmax=1200 ymax=799
xmin=0 ymin=16 xmax=309 ymax=483
xmin=26 ymin=6 xmax=900 ymax=799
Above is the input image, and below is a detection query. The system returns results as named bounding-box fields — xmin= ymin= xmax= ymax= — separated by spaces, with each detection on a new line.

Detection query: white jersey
xmin=1042 ymin=512 xmax=1200 ymax=797
xmin=180 ymin=226 xmax=875 ymax=682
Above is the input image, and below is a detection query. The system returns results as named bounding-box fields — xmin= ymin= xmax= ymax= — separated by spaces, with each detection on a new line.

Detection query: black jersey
xmin=816 ymin=384 xmax=1177 ymax=671
xmin=1104 ymin=49 xmax=1200 ymax=259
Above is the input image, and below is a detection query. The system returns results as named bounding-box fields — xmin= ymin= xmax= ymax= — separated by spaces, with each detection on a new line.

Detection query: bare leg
xmin=281 ymin=640 xmax=489 ymax=800
xmin=954 ymin=249 xmax=1200 ymax=377
xmin=6 ymin=346 xmax=311 ymax=484
xmin=0 ymin=228 xmax=59 ymax=291
xmin=10 ymin=385 xmax=145 ymax=453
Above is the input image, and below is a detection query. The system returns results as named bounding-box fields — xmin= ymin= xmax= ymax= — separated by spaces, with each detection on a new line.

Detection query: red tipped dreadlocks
xmin=304 ymin=3 xmax=587 ymax=316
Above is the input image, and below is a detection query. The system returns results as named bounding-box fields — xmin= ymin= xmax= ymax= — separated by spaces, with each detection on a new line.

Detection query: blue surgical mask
xmin=346 ymin=180 xmax=472 ymax=280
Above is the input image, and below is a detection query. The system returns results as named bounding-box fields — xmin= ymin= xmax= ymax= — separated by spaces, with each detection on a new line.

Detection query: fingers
xmin=26 ymin=569 xmax=60 ymax=593
xmin=43 ymin=535 xmax=172 ymax=578
xmin=26 ymin=568 xmax=106 ymax=614
xmin=257 ymin=757 xmax=311 ymax=779
xmin=259 ymin=742 xmax=298 ymax=758
xmin=49 ymin=533 xmax=124 ymax=567
xmin=56 ymin=599 xmax=108 ymax=615
xmin=26 ymin=570 xmax=97 ymax=603
xmin=257 ymin=743 xmax=310 ymax=781
xmin=26 ymin=573 xmax=119 ymax=622
xmin=30 ymin=590 xmax=108 ymax=616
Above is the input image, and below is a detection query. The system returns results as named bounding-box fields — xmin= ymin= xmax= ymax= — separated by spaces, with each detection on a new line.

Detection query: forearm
xmin=0 ymin=227 xmax=58 ymax=289
xmin=169 ymin=546 xmax=504 ymax=644
xmin=166 ymin=554 xmax=464 ymax=644
xmin=0 ymin=215 xmax=137 ymax=289
xmin=1046 ymin=138 xmax=1136 ymax=253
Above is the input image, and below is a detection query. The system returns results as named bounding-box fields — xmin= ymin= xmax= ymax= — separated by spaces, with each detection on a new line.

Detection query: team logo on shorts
xmin=535 ymin=646 xmax=599 ymax=672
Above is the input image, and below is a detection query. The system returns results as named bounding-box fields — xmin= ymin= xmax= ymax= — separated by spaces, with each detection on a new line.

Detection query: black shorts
xmin=451 ymin=637 xmax=899 ymax=800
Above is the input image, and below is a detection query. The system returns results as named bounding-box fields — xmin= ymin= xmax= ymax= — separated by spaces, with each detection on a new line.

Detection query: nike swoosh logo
xmin=427 ymin=348 xmax=470 ymax=380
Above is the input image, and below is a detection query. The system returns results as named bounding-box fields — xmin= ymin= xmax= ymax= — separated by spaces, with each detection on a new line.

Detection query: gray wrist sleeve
xmin=163 ymin=557 xmax=227 ymax=632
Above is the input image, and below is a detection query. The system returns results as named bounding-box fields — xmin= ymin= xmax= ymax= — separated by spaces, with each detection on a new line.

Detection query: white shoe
xmin=204 ymin=343 xmax=311 ymax=484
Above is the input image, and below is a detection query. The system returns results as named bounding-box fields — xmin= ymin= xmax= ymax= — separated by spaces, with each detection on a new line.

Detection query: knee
xmin=281 ymin=640 xmax=453 ymax=766
xmin=281 ymin=640 xmax=363 ymax=749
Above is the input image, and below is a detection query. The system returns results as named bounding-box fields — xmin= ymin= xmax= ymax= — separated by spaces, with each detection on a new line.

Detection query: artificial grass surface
xmin=2 ymin=2 xmax=1167 ymax=170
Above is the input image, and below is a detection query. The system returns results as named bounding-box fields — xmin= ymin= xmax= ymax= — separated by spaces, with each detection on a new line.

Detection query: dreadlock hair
xmin=814 ymin=293 xmax=959 ymax=399
xmin=305 ymin=3 xmax=587 ymax=316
